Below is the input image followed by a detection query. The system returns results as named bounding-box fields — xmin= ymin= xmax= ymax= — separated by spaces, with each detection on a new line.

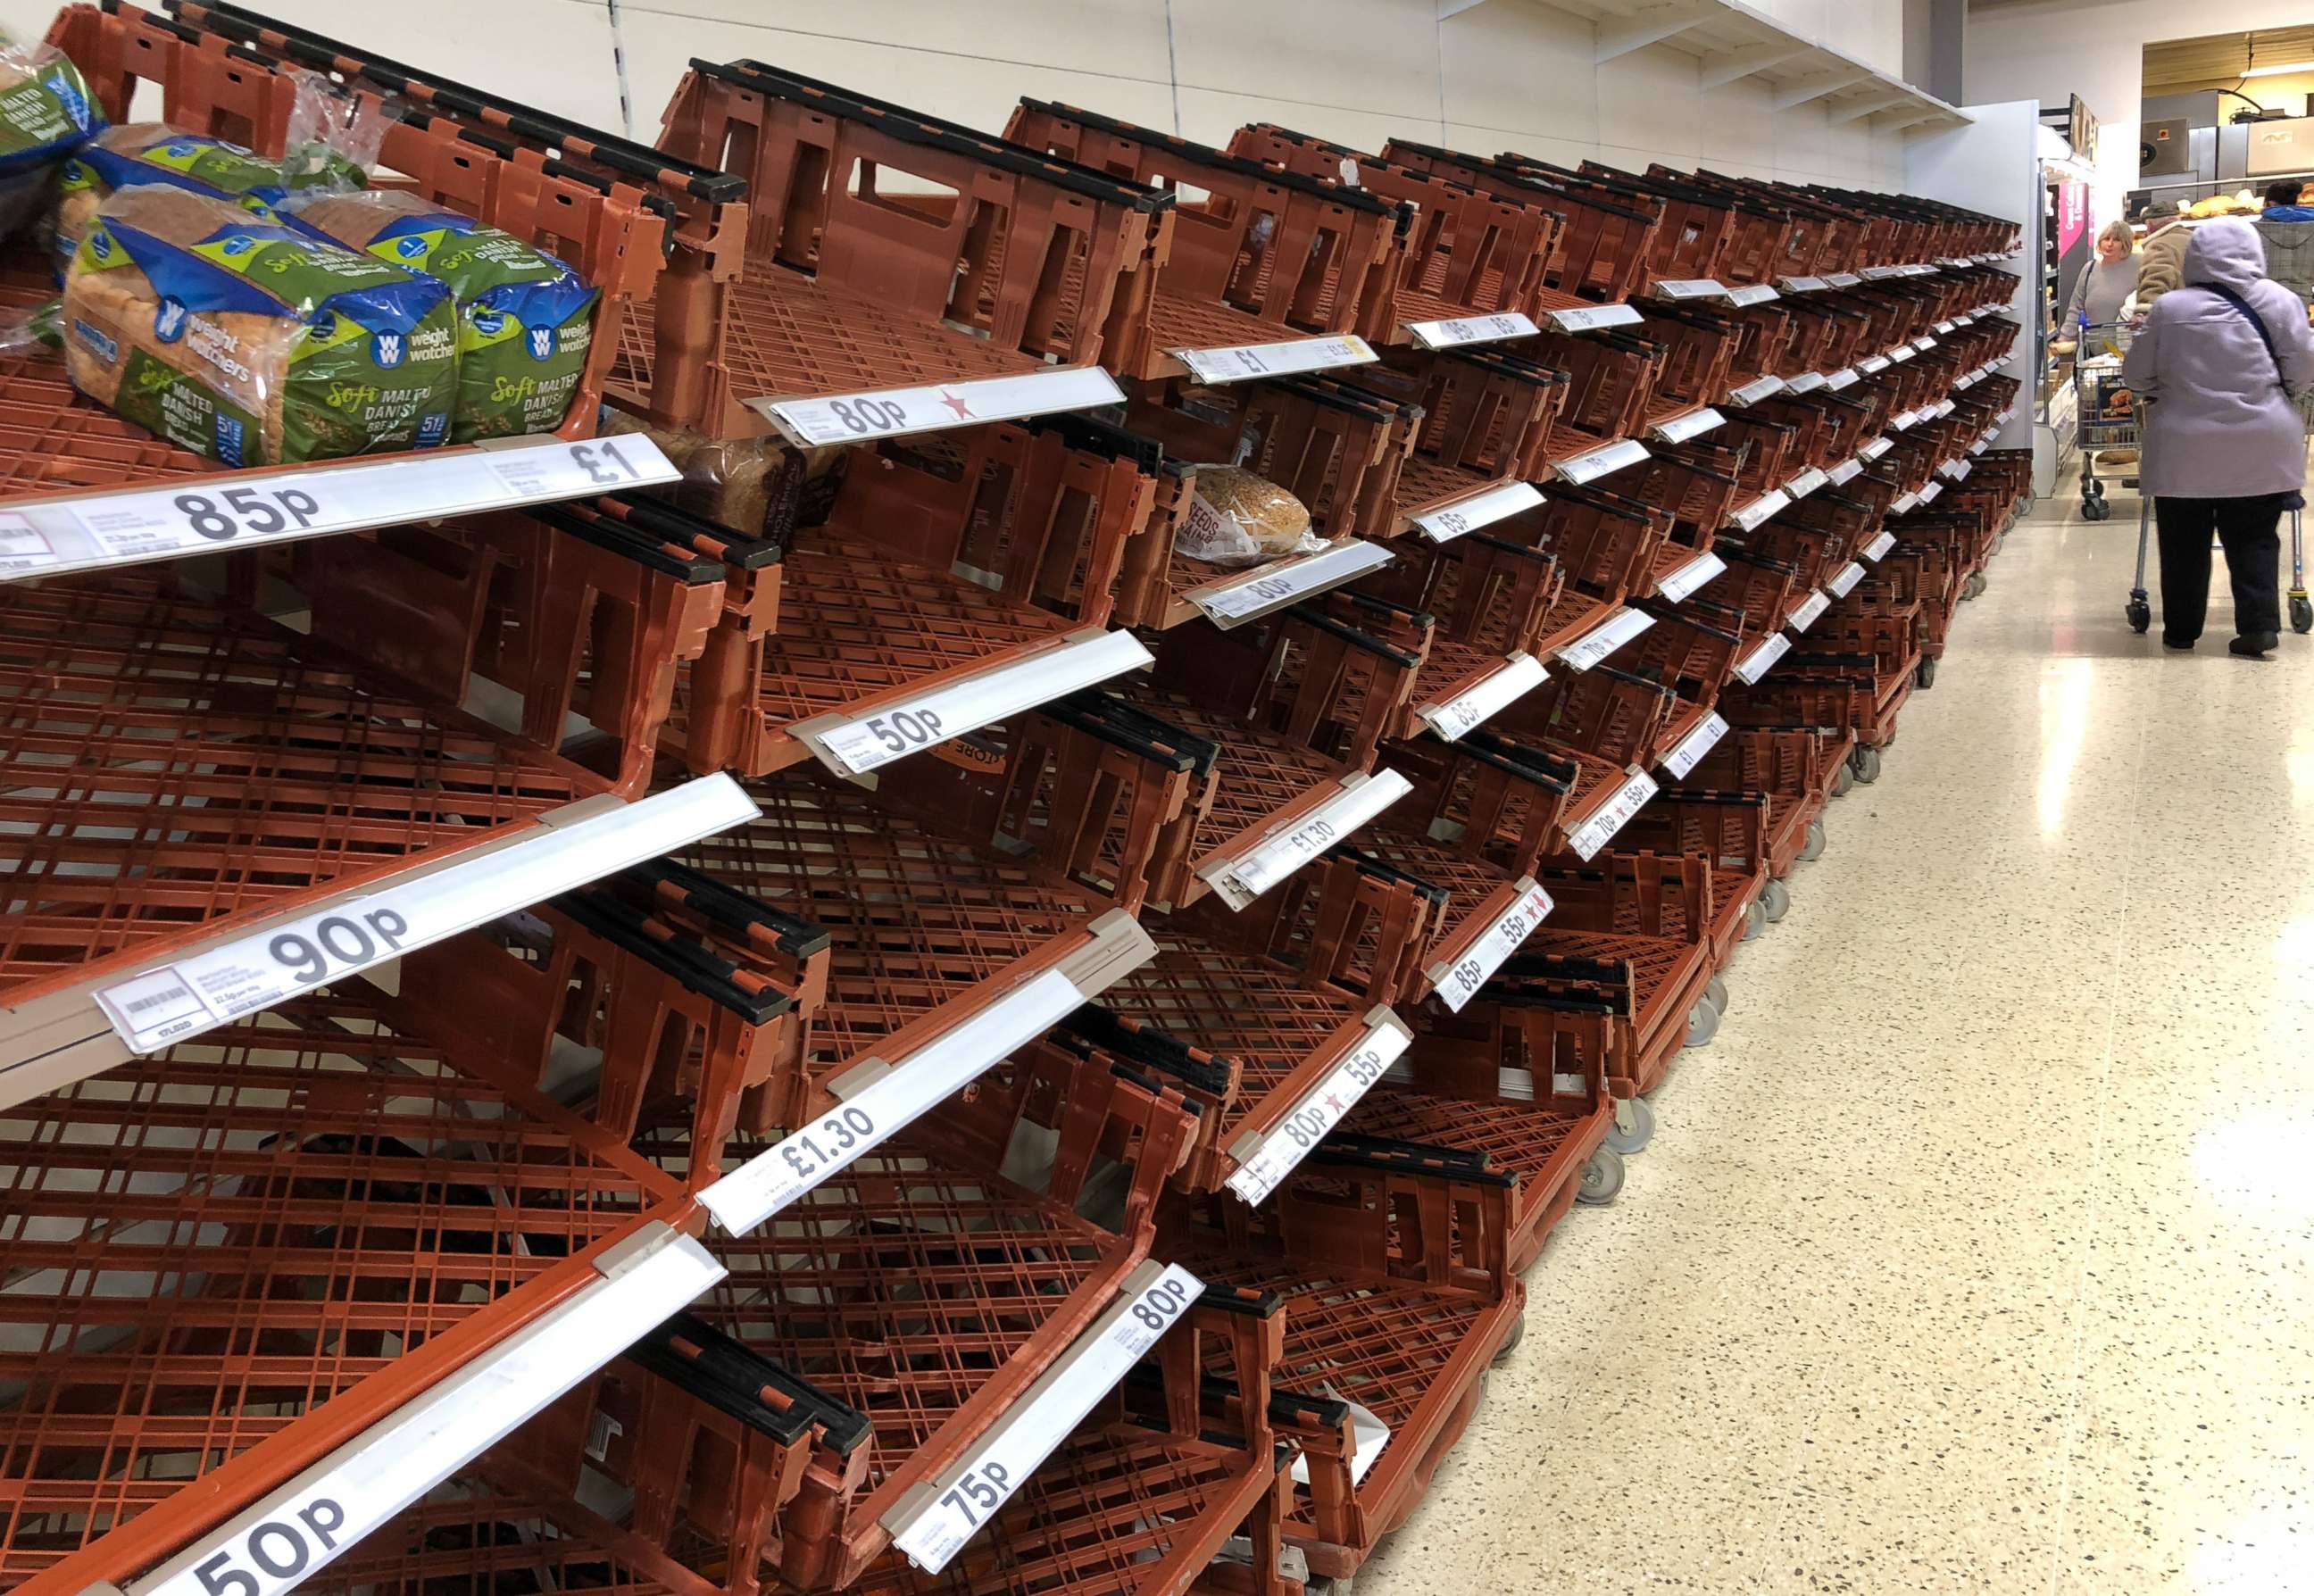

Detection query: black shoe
xmin=2230 ymin=632 xmax=2279 ymax=659
xmin=2162 ymin=637 xmax=2195 ymax=651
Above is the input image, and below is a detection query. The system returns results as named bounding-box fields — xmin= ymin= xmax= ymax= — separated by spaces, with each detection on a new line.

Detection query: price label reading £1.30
xmin=1657 ymin=711 xmax=1730 ymax=781
xmin=886 ymin=1262 xmax=1204 ymax=1575
xmin=1566 ymin=769 xmax=1660 ymax=861
xmin=1413 ymin=480 xmax=1543 ymax=542
xmin=755 ymin=366 xmax=1124 ymax=447
xmin=1203 ymin=769 xmax=1414 ymax=910
xmin=1226 ymin=1015 xmax=1414 ymax=1203
xmin=94 ymin=777 xmax=759 ymax=1057
xmin=1428 ymin=881 xmax=1554 ymax=1014
xmin=1419 ymin=652 xmax=1549 ymax=742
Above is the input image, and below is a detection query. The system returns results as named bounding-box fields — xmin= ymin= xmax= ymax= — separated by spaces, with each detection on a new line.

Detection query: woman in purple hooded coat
xmin=2121 ymin=217 xmax=2314 ymax=657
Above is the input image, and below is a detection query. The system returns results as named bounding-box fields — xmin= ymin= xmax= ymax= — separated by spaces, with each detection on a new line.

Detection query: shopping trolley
xmin=2074 ymin=320 xmax=2139 ymax=521
xmin=2126 ymin=396 xmax=2314 ymax=636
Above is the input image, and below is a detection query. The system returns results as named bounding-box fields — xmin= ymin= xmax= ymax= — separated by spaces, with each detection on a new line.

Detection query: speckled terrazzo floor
xmin=1355 ymin=486 xmax=2314 ymax=1594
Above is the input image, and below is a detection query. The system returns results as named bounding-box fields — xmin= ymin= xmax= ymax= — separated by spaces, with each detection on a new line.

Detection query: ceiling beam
xmin=1595 ymin=4 xmax=1710 ymax=64
xmin=1772 ymin=69 xmax=1869 ymax=111
xmin=1829 ymin=92 xmax=1913 ymax=124
xmin=1700 ymin=42 xmax=1807 ymax=90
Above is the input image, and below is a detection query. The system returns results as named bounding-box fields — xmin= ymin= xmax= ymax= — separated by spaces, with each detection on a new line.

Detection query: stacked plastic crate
xmin=0 ymin=4 xmax=2031 ymax=1594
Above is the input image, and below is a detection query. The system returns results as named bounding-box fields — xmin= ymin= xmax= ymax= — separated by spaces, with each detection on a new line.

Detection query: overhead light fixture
xmin=2243 ymin=59 xmax=2314 ymax=79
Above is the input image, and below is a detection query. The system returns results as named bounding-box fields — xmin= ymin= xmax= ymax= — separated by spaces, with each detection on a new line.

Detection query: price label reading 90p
xmin=1429 ymin=882 xmax=1554 ymax=1014
xmin=1227 ymin=1016 xmax=1414 ymax=1201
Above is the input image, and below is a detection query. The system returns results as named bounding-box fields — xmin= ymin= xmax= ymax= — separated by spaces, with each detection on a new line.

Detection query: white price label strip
xmin=1726 ymin=284 xmax=1780 ymax=307
xmin=1419 ymin=652 xmax=1549 ymax=742
xmin=1202 ymin=769 xmax=1413 ymax=910
xmin=1732 ymin=632 xmax=1791 ymax=683
xmin=1407 ymin=311 xmax=1540 ymax=350
xmin=1934 ymin=320 xmax=1955 ymax=334
xmin=1650 ymin=406 xmax=1725 ymax=444
xmin=796 ymin=628 xmax=1152 ymax=778
xmin=1727 ymin=374 xmax=1785 ymax=406
xmin=1859 ymin=355 xmax=1890 ymax=374
xmin=1824 ymin=272 xmax=1861 ymax=287
xmin=1657 ymin=711 xmax=1730 ymax=781
xmin=1565 ymin=769 xmax=1660 ymax=861
xmin=1729 ymin=488 xmax=1790 ymax=531
xmin=1189 ymin=539 xmax=1394 ymax=628
xmin=1932 ymin=398 xmax=1956 ymax=417
xmin=1786 ymin=589 xmax=1830 ymax=632
xmin=127 ymin=1224 xmax=725 ymax=1596
xmin=1427 ymin=881 xmax=1553 ymax=1014
xmin=0 ymin=436 xmax=681 ymax=584
xmin=1783 ymin=371 xmax=1827 ymax=395
xmin=1825 ymin=368 xmax=1859 ymax=390
xmin=94 ymin=777 xmax=758 ymax=1057
xmin=1891 ymin=345 xmax=1917 ymax=363
xmin=1827 ymin=458 xmax=1863 ymax=486
xmin=700 ymin=965 xmax=1098 ymax=1235
xmin=1827 ymin=561 xmax=1865 ymax=597
xmin=1919 ymin=481 xmax=1943 ymax=503
xmin=886 ymin=1261 xmax=1204 ymax=1574
xmin=1911 ymin=336 xmax=1936 ymax=352
xmin=1652 ymin=278 xmax=1727 ymax=301
xmin=1778 ymin=276 xmax=1827 ymax=293
xmin=1414 ymin=480 xmax=1543 ymax=542
xmin=1891 ymin=490 xmax=1920 ymax=513
xmin=1170 ymin=334 xmax=1378 ymax=385
xmin=1863 ymin=530 xmax=1896 ymax=561
xmin=1861 ymin=436 xmax=1894 ymax=460
xmin=1785 ymin=468 xmax=1830 ymax=499
xmin=754 ymin=366 xmax=1123 ymax=446
xmin=1546 ymin=302 xmax=1644 ymax=333
xmin=1657 ymin=549 xmax=1726 ymax=603
xmin=1554 ymin=606 xmax=1655 ymax=671
xmin=1226 ymin=1012 xmax=1413 ymax=1203
xmin=1860 ymin=265 xmax=1902 ymax=280
xmin=1892 ymin=410 xmax=1920 ymax=430
xmin=1552 ymin=436 xmax=1650 ymax=484
xmin=1941 ymin=458 xmax=1972 ymax=480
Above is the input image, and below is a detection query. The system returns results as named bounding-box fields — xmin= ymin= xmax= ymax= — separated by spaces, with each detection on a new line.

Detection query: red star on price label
xmin=1323 ymin=1093 xmax=1345 ymax=1116
xmin=939 ymin=389 xmax=973 ymax=420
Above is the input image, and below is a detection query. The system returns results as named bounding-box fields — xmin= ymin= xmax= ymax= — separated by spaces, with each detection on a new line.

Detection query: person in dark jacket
xmin=2262 ymin=179 xmax=2314 ymax=223
xmin=2121 ymin=219 xmax=2314 ymax=656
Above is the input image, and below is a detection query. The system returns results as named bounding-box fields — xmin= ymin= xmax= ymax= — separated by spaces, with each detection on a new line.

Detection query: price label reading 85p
xmin=1430 ymin=883 xmax=1554 ymax=1013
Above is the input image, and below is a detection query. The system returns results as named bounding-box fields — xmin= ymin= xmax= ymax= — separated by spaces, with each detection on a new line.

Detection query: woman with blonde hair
xmin=2061 ymin=220 xmax=2140 ymax=330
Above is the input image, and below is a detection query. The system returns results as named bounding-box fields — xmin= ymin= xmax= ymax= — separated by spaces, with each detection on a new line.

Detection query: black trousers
xmin=2154 ymin=493 xmax=2289 ymax=644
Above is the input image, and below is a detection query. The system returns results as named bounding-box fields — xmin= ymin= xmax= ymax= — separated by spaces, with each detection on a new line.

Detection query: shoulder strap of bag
xmin=2191 ymin=281 xmax=2288 ymax=390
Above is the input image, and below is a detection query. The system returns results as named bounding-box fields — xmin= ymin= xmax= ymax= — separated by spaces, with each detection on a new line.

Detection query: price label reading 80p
xmin=1226 ymin=1018 xmax=1414 ymax=1202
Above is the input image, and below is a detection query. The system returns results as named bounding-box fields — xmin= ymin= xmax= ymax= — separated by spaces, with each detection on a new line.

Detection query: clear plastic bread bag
xmin=1177 ymin=463 xmax=1322 ymax=569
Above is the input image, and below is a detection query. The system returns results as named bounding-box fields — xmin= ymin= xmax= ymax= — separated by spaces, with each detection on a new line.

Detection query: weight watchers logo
xmin=153 ymin=298 xmax=188 ymax=344
xmin=373 ymin=330 xmax=405 ymax=369
xmin=527 ymin=325 xmax=555 ymax=361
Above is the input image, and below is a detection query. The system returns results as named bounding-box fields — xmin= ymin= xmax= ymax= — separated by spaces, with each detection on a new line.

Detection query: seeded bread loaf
xmin=63 ymin=187 xmax=458 ymax=465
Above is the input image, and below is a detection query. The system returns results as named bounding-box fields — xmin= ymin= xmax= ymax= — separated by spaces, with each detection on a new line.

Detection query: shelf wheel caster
xmin=1851 ymin=744 xmax=1884 ymax=785
xmin=1492 ymin=1314 xmax=1527 ymax=1363
xmin=1831 ymin=761 xmax=1854 ymax=798
xmin=1741 ymin=898 xmax=1767 ymax=941
xmin=2081 ymin=497 xmax=2110 ymax=521
xmin=1606 ymin=1094 xmax=1656 ymax=1155
xmin=2127 ymin=594 xmax=2152 ymax=634
xmin=1685 ymin=993 xmax=1721 ymax=1049
xmin=1800 ymin=819 xmax=1827 ymax=861
xmin=1761 ymin=878 xmax=1791 ymax=922
xmin=1577 ymin=1144 xmax=1627 ymax=1206
xmin=2293 ymin=594 xmax=2312 ymax=636
xmin=1706 ymin=974 xmax=1729 ymax=1012
xmin=1915 ymin=656 xmax=1938 ymax=689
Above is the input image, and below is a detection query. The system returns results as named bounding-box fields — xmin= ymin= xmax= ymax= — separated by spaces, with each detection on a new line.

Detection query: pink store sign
xmin=2055 ymin=180 xmax=2087 ymax=259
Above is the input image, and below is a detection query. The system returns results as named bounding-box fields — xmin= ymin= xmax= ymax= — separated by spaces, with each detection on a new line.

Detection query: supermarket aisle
xmin=1360 ymin=495 xmax=2314 ymax=1595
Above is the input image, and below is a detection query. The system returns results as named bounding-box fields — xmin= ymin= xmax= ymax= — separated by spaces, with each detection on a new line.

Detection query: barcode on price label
xmin=1827 ymin=561 xmax=1865 ymax=597
xmin=1658 ymin=711 xmax=1729 ymax=781
xmin=1733 ymin=632 xmax=1791 ymax=683
xmin=698 ymin=966 xmax=1094 ymax=1235
xmin=1784 ymin=371 xmax=1827 ymax=395
xmin=1226 ymin=1013 xmax=1413 ymax=1202
xmin=886 ymin=1261 xmax=1204 ymax=1574
xmin=1727 ymin=374 xmax=1786 ymax=406
xmin=1730 ymin=488 xmax=1791 ymax=531
xmin=1827 ymin=459 xmax=1863 ymax=486
xmin=1408 ymin=312 xmax=1539 ymax=350
xmin=1190 ymin=539 xmax=1394 ymax=627
xmin=0 ymin=436 xmax=679 ymax=585
xmin=756 ymin=367 xmax=1123 ymax=446
xmin=1863 ymin=530 xmax=1896 ymax=561
xmin=1658 ymin=550 xmax=1727 ymax=603
xmin=129 ymin=1225 xmax=725 ymax=1596
xmin=1565 ymin=769 xmax=1659 ymax=861
xmin=1427 ymin=882 xmax=1553 ymax=1014
xmin=1785 ymin=468 xmax=1829 ymax=499
xmin=1554 ymin=606 xmax=1655 ymax=671
xmin=1651 ymin=406 xmax=1726 ymax=444
xmin=1652 ymin=278 xmax=1727 ymax=301
xmin=1172 ymin=335 xmax=1377 ymax=385
xmin=797 ymin=628 xmax=1151 ymax=777
xmin=93 ymin=777 xmax=758 ymax=1056
xmin=1546 ymin=302 xmax=1644 ymax=333
xmin=1418 ymin=652 xmax=1548 ymax=742
xmin=1202 ymin=769 xmax=1414 ymax=910
xmin=1786 ymin=589 xmax=1830 ymax=632
xmin=1552 ymin=436 xmax=1650 ymax=483
xmin=1414 ymin=480 xmax=1543 ymax=542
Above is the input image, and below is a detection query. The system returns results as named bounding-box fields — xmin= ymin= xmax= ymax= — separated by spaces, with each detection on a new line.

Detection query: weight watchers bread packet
xmin=0 ymin=35 xmax=102 ymax=240
xmin=297 ymin=190 xmax=597 ymax=442
xmin=63 ymin=187 xmax=458 ymax=465
xmin=54 ymin=123 xmax=367 ymax=276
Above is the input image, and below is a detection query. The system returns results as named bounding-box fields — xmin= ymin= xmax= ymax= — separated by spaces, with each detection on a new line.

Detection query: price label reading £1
xmin=1566 ymin=769 xmax=1660 ymax=861
xmin=1428 ymin=881 xmax=1554 ymax=1014
xmin=887 ymin=1262 xmax=1205 ymax=1575
xmin=1658 ymin=711 xmax=1730 ymax=781
xmin=1226 ymin=1016 xmax=1414 ymax=1203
